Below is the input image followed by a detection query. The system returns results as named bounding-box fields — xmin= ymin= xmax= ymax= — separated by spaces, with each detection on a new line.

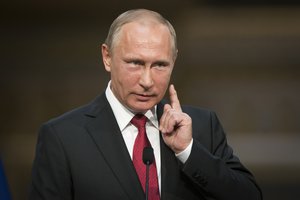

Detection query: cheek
xmin=116 ymin=69 xmax=140 ymax=89
xmin=154 ymin=73 xmax=171 ymax=90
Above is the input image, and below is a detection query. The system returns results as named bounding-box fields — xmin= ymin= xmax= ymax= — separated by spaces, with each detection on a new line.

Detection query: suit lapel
xmin=84 ymin=94 xmax=144 ymax=200
xmin=84 ymin=95 xmax=179 ymax=200
xmin=157 ymin=101 xmax=171 ymax=199
xmin=157 ymin=101 xmax=183 ymax=200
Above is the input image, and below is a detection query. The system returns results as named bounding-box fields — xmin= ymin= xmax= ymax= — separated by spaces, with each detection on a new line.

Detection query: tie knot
xmin=131 ymin=114 xmax=147 ymax=130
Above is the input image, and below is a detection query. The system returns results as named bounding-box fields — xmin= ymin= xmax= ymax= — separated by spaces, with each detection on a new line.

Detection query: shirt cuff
xmin=175 ymin=139 xmax=193 ymax=163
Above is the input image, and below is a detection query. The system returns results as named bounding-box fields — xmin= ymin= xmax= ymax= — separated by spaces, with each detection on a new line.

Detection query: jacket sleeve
xmin=29 ymin=123 xmax=73 ymax=200
xmin=181 ymin=109 xmax=263 ymax=200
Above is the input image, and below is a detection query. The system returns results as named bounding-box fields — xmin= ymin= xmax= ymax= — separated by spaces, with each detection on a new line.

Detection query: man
xmin=30 ymin=9 xmax=262 ymax=200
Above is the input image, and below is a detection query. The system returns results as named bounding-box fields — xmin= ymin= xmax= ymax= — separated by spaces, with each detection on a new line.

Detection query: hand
xmin=159 ymin=84 xmax=192 ymax=154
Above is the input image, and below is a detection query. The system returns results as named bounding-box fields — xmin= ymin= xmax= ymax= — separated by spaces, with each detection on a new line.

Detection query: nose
xmin=139 ymin=67 xmax=154 ymax=90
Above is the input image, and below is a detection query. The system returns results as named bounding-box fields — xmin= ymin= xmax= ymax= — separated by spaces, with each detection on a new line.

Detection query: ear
xmin=173 ymin=49 xmax=178 ymax=62
xmin=101 ymin=44 xmax=112 ymax=72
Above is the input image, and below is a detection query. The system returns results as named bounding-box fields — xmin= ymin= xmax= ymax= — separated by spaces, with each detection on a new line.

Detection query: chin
xmin=130 ymin=103 xmax=155 ymax=113
xmin=131 ymin=107 xmax=151 ymax=113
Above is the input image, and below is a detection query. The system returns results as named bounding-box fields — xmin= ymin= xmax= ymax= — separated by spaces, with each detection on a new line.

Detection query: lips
xmin=135 ymin=93 xmax=155 ymax=101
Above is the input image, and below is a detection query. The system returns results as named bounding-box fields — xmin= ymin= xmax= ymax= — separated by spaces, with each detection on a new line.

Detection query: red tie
xmin=131 ymin=114 xmax=160 ymax=200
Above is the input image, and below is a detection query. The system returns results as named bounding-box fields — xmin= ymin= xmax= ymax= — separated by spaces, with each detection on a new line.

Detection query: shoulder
xmin=182 ymin=105 xmax=216 ymax=120
xmin=42 ymin=93 xmax=108 ymax=129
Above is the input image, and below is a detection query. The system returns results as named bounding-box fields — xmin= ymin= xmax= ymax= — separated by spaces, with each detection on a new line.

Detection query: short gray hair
xmin=104 ymin=9 xmax=177 ymax=58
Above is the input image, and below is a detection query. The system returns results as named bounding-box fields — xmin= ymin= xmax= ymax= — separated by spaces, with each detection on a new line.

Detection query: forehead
xmin=113 ymin=22 xmax=173 ymax=57
xmin=115 ymin=21 xmax=172 ymax=51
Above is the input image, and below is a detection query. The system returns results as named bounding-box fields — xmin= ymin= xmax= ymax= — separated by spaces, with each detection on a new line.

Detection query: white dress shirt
xmin=105 ymin=81 xmax=193 ymax=192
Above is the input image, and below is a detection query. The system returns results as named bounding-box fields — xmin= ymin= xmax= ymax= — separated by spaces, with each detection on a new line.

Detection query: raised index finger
xmin=169 ymin=84 xmax=182 ymax=111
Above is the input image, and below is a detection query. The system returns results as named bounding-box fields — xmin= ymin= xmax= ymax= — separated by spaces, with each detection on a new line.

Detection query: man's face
xmin=102 ymin=21 xmax=176 ymax=113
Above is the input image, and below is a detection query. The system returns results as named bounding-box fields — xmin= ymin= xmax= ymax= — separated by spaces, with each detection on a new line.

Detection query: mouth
xmin=135 ymin=93 xmax=155 ymax=101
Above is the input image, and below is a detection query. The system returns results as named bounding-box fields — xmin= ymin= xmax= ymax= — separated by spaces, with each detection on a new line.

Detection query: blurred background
xmin=1 ymin=0 xmax=300 ymax=199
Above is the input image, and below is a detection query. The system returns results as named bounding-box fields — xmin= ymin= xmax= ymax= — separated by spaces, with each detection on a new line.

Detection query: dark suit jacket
xmin=30 ymin=93 xmax=262 ymax=200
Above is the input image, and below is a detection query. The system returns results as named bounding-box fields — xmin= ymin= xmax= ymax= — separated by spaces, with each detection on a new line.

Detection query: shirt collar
xmin=105 ymin=81 xmax=159 ymax=131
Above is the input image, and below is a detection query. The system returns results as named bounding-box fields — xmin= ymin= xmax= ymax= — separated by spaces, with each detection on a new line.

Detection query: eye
xmin=153 ymin=61 xmax=169 ymax=68
xmin=126 ymin=59 xmax=144 ymax=66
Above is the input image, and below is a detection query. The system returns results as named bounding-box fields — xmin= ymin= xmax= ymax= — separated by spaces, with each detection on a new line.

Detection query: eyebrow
xmin=152 ymin=60 xmax=170 ymax=66
xmin=124 ymin=58 xmax=145 ymax=64
xmin=124 ymin=57 xmax=170 ymax=65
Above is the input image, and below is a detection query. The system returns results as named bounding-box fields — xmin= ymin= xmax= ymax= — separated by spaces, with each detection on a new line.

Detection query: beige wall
xmin=1 ymin=1 xmax=300 ymax=199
